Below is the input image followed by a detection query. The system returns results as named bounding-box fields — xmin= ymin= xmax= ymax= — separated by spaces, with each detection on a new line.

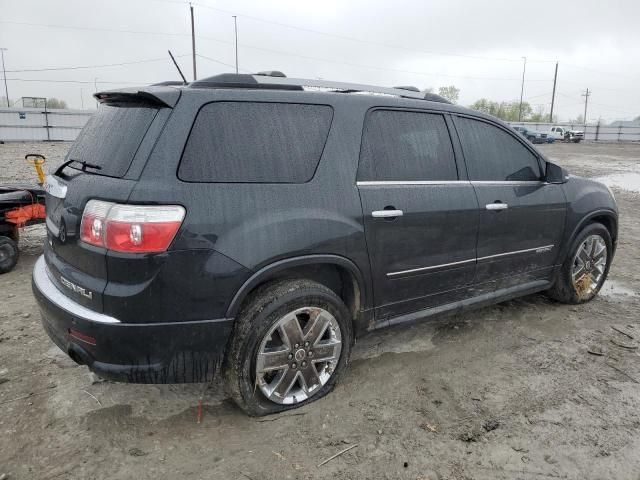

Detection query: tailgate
xmin=42 ymin=97 xmax=170 ymax=312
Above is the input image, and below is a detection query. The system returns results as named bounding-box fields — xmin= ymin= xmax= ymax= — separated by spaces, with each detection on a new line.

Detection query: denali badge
xmin=60 ymin=275 xmax=93 ymax=299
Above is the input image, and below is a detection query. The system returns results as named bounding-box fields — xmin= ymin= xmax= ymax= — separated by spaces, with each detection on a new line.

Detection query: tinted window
xmin=359 ymin=110 xmax=457 ymax=181
xmin=456 ymin=117 xmax=542 ymax=181
xmin=179 ymin=102 xmax=333 ymax=183
xmin=68 ymin=104 xmax=158 ymax=177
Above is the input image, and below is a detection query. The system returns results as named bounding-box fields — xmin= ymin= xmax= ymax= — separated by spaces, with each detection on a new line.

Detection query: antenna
xmin=168 ymin=50 xmax=187 ymax=84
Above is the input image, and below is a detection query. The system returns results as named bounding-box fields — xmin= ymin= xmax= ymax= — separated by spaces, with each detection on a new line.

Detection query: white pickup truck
xmin=550 ymin=126 xmax=584 ymax=143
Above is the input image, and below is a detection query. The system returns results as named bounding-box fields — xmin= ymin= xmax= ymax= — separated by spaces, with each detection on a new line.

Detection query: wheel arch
xmin=226 ymin=255 xmax=370 ymax=327
xmin=561 ymin=209 xmax=618 ymax=260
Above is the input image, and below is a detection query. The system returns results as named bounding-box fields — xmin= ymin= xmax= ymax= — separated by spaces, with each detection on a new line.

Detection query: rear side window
xmin=358 ymin=110 xmax=457 ymax=181
xmin=179 ymin=102 xmax=333 ymax=183
xmin=67 ymin=104 xmax=158 ymax=178
xmin=456 ymin=117 xmax=542 ymax=181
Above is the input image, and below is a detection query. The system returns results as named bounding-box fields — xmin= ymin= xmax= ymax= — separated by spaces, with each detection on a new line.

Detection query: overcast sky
xmin=1 ymin=0 xmax=639 ymax=122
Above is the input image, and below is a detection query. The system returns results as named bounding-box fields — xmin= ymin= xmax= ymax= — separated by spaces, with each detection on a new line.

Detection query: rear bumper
xmin=32 ymin=255 xmax=234 ymax=383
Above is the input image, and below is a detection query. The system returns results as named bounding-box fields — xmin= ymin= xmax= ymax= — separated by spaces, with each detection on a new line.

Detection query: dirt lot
xmin=1 ymin=141 xmax=639 ymax=480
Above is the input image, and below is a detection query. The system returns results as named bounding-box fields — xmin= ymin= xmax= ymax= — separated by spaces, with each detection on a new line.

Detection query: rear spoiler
xmin=93 ymin=86 xmax=180 ymax=108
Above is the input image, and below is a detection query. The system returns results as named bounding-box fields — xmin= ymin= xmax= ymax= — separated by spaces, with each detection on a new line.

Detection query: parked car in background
xmin=550 ymin=126 xmax=584 ymax=143
xmin=33 ymin=73 xmax=618 ymax=416
xmin=513 ymin=126 xmax=548 ymax=144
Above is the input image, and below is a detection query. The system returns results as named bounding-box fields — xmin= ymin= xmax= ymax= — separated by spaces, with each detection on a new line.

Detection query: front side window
xmin=456 ymin=117 xmax=542 ymax=181
xmin=358 ymin=110 xmax=457 ymax=181
xmin=179 ymin=102 xmax=333 ymax=183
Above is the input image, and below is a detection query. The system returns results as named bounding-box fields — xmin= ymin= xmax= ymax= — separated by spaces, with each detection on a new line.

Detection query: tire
xmin=223 ymin=279 xmax=353 ymax=416
xmin=547 ymin=222 xmax=612 ymax=304
xmin=0 ymin=236 xmax=19 ymax=274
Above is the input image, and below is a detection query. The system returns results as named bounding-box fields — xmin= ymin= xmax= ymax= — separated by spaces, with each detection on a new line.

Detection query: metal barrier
xmin=0 ymin=107 xmax=93 ymax=141
xmin=2 ymin=108 xmax=639 ymax=142
xmin=508 ymin=121 xmax=640 ymax=142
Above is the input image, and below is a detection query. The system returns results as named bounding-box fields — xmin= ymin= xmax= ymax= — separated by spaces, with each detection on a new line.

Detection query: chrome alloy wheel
xmin=572 ymin=234 xmax=607 ymax=299
xmin=255 ymin=307 xmax=342 ymax=405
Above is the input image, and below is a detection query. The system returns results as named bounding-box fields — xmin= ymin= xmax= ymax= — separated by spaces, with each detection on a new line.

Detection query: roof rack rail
xmin=188 ymin=73 xmax=452 ymax=103
xmin=151 ymin=80 xmax=186 ymax=86
xmin=189 ymin=73 xmax=302 ymax=91
xmin=423 ymin=92 xmax=452 ymax=104
xmin=255 ymin=71 xmax=287 ymax=78
xmin=393 ymin=85 xmax=420 ymax=92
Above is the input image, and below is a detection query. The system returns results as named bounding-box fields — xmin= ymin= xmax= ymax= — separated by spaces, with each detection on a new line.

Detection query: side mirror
xmin=545 ymin=161 xmax=568 ymax=184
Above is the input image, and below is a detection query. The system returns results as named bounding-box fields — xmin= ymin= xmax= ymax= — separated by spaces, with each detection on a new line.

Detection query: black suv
xmin=33 ymin=73 xmax=618 ymax=415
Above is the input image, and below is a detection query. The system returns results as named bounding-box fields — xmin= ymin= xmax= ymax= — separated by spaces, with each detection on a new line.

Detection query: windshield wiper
xmin=55 ymin=159 xmax=103 ymax=176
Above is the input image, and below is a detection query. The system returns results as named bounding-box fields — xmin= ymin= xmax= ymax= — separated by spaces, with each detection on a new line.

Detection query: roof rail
xmin=423 ymin=92 xmax=452 ymax=104
xmin=393 ymin=85 xmax=420 ymax=92
xmin=255 ymin=71 xmax=287 ymax=78
xmin=188 ymin=73 xmax=452 ymax=103
xmin=151 ymin=80 xmax=186 ymax=86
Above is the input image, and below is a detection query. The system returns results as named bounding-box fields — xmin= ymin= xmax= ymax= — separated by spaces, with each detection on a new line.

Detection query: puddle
xmin=599 ymin=280 xmax=638 ymax=299
xmin=593 ymin=172 xmax=640 ymax=193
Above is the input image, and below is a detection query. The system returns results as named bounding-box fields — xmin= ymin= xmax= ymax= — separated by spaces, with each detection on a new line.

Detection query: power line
xmin=6 ymin=78 xmax=152 ymax=85
xmin=196 ymin=54 xmax=249 ymax=72
xmin=191 ymin=2 xmax=544 ymax=64
xmin=6 ymin=55 xmax=190 ymax=73
xmin=1 ymin=19 xmax=551 ymax=83
xmin=0 ymin=20 xmax=189 ymax=38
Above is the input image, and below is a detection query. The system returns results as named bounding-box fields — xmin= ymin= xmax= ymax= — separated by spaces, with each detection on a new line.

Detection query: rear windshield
xmin=178 ymin=102 xmax=333 ymax=183
xmin=67 ymin=103 xmax=158 ymax=177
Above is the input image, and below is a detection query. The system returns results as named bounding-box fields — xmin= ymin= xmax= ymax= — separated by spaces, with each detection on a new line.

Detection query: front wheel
xmin=224 ymin=280 xmax=353 ymax=416
xmin=0 ymin=236 xmax=19 ymax=274
xmin=547 ymin=223 xmax=612 ymax=304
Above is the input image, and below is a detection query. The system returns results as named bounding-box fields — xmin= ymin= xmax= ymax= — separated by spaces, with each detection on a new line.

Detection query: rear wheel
xmin=224 ymin=279 xmax=352 ymax=416
xmin=0 ymin=236 xmax=19 ymax=274
xmin=548 ymin=223 xmax=612 ymax=304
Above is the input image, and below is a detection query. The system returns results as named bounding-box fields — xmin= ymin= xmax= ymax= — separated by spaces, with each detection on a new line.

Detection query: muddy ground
xmin=0 ymin=141 xmax=639 ymax=480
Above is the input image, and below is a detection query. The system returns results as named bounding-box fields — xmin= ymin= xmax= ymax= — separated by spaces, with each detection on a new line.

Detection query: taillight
xmin=80 ymin=200 xmax=185 ymax=253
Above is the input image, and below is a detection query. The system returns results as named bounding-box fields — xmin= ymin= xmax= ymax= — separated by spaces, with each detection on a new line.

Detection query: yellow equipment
xmin=25 ymin=154 xmax=46 ymax=184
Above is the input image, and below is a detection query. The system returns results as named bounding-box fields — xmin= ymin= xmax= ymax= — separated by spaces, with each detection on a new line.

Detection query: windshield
xmin=66 ymin=103 xmax=158 ymax=178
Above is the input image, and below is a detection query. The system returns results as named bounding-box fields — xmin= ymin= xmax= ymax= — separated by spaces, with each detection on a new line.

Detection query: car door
xmin=357 ymin=109 xmax=479 ymax=323
xmin=452 ymin=115 xmax=567 ymax=289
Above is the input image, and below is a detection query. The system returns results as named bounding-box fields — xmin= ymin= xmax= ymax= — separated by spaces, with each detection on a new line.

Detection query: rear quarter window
xmin=178 ymin=102 xmax=333 ymax=183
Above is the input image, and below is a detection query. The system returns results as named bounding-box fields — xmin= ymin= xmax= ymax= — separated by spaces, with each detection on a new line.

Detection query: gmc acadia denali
xmin=33 ymin=73 xmax=618 ymax=415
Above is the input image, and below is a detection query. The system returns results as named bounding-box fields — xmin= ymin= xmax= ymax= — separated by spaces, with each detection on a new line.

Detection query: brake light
xmin=80 ymin=200 xmax=185 ymax=253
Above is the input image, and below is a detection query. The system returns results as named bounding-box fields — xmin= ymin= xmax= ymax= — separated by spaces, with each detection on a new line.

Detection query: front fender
xmin=559 ymin=176 xmax=618 ymax=260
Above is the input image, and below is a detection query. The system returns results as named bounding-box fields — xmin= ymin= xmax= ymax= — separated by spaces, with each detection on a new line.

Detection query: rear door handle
xmin=372 ymin=209 xmax=403 ymax=218
xmin=486 ymin=202 xmax=508 ymax=211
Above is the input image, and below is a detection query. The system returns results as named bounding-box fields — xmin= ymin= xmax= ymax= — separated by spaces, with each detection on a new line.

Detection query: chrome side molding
xmin=387 ymin=245 xmax=555 ymax=277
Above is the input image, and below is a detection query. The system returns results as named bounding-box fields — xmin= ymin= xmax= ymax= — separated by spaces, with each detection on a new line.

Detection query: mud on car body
xmin=33 ymin=73 xmax=618 ymax=415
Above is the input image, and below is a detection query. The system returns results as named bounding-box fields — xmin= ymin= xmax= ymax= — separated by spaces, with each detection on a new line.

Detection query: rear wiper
xmin=55 ymin=159 xmax=103 ymax=176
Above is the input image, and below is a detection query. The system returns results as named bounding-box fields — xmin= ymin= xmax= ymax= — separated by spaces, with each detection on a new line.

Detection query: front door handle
xmin=486 ymin=202 xmax=508 ymax=211
xmin=372 ymin=209 xmax=404 ymax=218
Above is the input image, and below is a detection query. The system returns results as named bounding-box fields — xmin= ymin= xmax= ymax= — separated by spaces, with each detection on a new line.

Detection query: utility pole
xmin=582 ymin=88 xmax=591 ymax=127
xmin=190 ymin=3 xmax=197 ymax=81
xmin=518 ymin=56 xmax=527 ymax=122
xmin=80 ymin=88 xmax=84 ymax=110
xmin=549 ymin=62 xmax=558 ymax=123
xmin=0 ymin=48 xmax=9 ymax=107
xmin=233 ymin=16 xmax=239 ymax=74
xmin=94 ymin=77 xmax=98 ymax=109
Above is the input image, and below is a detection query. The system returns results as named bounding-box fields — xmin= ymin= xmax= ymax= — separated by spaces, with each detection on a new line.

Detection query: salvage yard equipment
xmin=0 ymin=154 xmax=47 ymax=273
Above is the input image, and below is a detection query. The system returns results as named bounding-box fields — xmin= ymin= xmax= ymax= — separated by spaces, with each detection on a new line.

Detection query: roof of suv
xmin=95 ymin=72 xmax=454 ymax=106
xmin=94 ymin=72 xmax=519 ymax=129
